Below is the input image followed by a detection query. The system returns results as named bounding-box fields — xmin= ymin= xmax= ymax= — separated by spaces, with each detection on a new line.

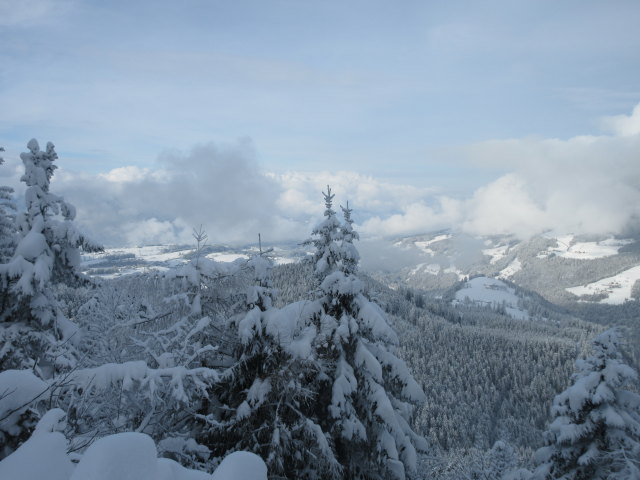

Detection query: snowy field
xmin=566 ymin=265 xmax=640 ymax=304
xmin=81 ymin=245 xmax=301 ymax=278
xmin=482 ymin=244 xmax=511 ymax=264
xmin=498 ymin=258 xmax=522 ymax=279
xmin=414 ymin=234 xmax=452 ymax=256
xmin=409 ymin=263 xmax=442 ymax=276
xmin=454 ymin=276 xmax=529 ymax=320
xmin=539 ymin=235 xmax=633 ymax=260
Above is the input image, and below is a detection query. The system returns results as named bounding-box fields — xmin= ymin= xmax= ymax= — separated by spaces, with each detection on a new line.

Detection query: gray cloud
xmin=54 ymin=140 xmax=290 ymax=246
xmin=357 ymin=239 xmax=430 ymax=273
xmin=4 ymin=102 xmax=640 ymax=249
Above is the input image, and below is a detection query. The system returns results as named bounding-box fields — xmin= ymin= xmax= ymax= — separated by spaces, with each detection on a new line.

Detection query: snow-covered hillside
xmin=81 ymin=230 xmax=640 ymax=308
xmin=454 ymin=277 xmax=531 ymax=320
xmin=82 ymin=244 xmax=305 ymax=278
xmin=538 ymin=235 xmax=633 ymax=260
xmin=384 ymin=230 xmax=640 ymax=306
xmin=566 ymin=265 xmax=640 ymax=304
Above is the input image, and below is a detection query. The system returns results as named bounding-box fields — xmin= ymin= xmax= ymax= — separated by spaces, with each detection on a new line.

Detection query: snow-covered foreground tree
xmin=0 ymin=146 xmax=17 ymax=264
xmin=0 ymin=139 xmax=101 ymax=376
xmin=532 ymin=328 xmax=640 ymax=480
xmin=0 ymin=140 xmax=102 ymax=458
xmin=203 ymin=187 xmax=427 ymax=479
xmin=306 ymin=187 xmax=428 ymax=480
xmin=204 ymin=252 xmax=340 ymax=478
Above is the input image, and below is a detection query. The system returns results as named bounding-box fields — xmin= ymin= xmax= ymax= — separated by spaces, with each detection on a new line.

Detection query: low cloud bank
xmin=2 ymin=103 xmax=639 ymax=246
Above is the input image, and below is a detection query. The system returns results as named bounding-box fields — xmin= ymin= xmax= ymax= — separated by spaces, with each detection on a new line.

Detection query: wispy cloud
xmin=601 ymin=103 xmax=640 ymax=136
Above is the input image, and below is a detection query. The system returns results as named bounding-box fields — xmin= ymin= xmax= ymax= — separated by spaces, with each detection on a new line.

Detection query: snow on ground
xmin=272 ymin=256 xmax=296 ymax=265
xmin=498 ymin=258 xmax=522 ymax=279
xmin=0 ymin=429 xmax=73 ymax=480
xmin=0 ymin=425 xmax=267 ymax=480
xmin=454 ymin=276 xmax=528 ymax=320
xmin=211 ymin=451 xmax=268 ymax=480
xmin=205 ymin=253 xmax=249 ymax=263
xmin=111 ymin=246 xmax=191 ymax=264
xmin=482 ymin=245 xmax=510 ymax=264
xmin=82 ymin=243 xmax=304 ymax=278
xmin=0 ymin=370 xmax=48 ymax=434
xmin=70 ymin=432 xmax=161 ymax=480
xmin=566 ymin=265 xmax=640 ymax=304
xmin=413 ymin=244 xmax=435 ymax=256
xmin=443 ymin=265 xmax=465 ymax=280
xmin=539 ymin=235 xmax=633 ymax=260
xmin=409 ymin=263 xmax=441 ymax=276
xmin=414 ymin=234 xmax=451 ymax=256
xmin=423 ymin=234 xmax=452 ymax=246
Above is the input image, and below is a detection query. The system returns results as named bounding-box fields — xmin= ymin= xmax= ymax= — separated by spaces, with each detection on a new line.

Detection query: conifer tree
xmin=307 ymin=187 xmax=428 ymax=480
xmin=206 ymin=250 xmax=341 ymax=479
xmin=0 ymin=139 xmax=101 ymax=376
xmin=0 ymin=146 xmax=18 ymax=320
xmin=532 ymin=328 xmax=640 ymax=480
xmin=339 ymin=201 xmax=359 ymax=276
xmin=470 ymin=440 xmax=519 ymax=480
xmin=304 ymin=185 xmax=343 ymax=278
xmin=0 ymin=146 xmax=17 ymax=263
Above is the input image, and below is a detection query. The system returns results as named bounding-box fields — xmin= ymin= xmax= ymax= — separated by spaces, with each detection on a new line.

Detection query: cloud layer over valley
xmin=2 ymin=104 xmax=639 ymax=246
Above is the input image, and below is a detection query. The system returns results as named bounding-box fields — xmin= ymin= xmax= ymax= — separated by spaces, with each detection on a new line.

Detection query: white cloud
xmin=458 ymin=103 xmax=640 ymax=238
xmin=46 ymin=159 xmax=446 ymax=246
xmin=100 ymin=166 xmax=155 ymax=183
xmin=5 ymin=102 xmax=640 ymax=247
xmin=360 ymin=198 xmax=462 ymax=238
xmin=121 ymin=218 xmax=190 ymax=246
xmin=462 ymin=174 xmax=546 ymax=237
xmin=52 ymin=140 xmax=289 ymax=246
xmin=271 ymin=171 xmax=434 ymax=219
xmin=601 ymin=102 xmax=640 ymax=136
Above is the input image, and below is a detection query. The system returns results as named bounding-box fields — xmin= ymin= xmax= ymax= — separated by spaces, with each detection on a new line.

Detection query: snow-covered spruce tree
xmin=0 ymin=139 xmax=102 ymax=376
xmin=469 ymin=440 xmax=519 ymax=480
xmin=306 ymin=187 xmax=428 ymax=480
xmin=532 ymin=328 xmax=640 ymax=480
xmin=204 ymin=251 xmax=341 ymax=479
xmin=339 ymin=201 xmax=359 ymax=276
xmin=0 ymin=146 xmax=17 ymax=264
xmin=0 ymin=140 xmax=101 ymax=459
xmin=0 ymin=146 xmax=18 ymax=320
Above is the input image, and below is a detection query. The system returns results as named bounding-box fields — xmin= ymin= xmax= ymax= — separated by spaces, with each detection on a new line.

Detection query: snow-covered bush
xmin=0 ymin=411 xmax=267 ymax=480
xmin=63 ymin=230 xmax=249 ymax=469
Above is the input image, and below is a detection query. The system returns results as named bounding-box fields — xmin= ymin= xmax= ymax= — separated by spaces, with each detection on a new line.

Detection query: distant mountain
xmin=381 ymin=231 xmax=640 ymax=306
xmin=82 ymin=231 xmax=640 ymax=307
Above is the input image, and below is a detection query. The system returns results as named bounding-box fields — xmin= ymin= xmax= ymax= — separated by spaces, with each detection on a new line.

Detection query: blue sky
xmin=1 ymin=0 xmax=640 ymax=245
